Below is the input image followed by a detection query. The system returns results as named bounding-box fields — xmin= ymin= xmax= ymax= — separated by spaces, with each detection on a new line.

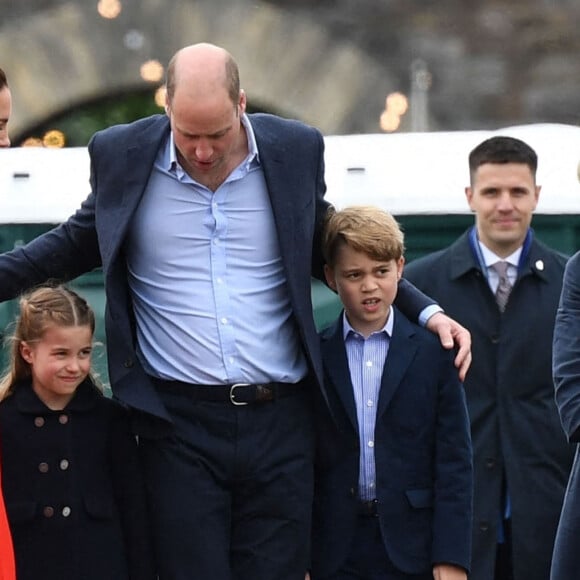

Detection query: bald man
xmin=0 ymin=67 xmax=11 ymax=148
xmin=0 ymin=44 xmax=470 ymax=579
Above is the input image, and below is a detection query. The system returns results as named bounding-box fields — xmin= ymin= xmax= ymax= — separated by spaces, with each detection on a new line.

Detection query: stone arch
xmin=2 ymin=0 xmax=395 ymax=137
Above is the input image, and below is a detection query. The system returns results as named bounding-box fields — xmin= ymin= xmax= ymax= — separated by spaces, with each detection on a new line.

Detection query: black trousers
xmin=139 ymin=386 xmax=315 ymax=580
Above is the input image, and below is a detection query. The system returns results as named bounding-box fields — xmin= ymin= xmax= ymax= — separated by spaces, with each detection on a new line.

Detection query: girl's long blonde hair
xmin=0 ymin=285 xmax=95 ymax=401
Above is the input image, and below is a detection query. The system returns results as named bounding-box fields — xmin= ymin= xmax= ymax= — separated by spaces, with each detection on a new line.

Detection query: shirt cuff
xmin=418 ymin=305 xmax=444 ymax=327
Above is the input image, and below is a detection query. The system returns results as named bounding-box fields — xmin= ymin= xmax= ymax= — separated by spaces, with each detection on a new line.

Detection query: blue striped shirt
xmin=343 ymin=309 xmax=393 ymax=500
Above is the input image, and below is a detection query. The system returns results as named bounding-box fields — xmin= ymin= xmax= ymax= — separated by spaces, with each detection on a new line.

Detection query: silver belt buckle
xmin=229 ymin=383 xmax=250 ymax=406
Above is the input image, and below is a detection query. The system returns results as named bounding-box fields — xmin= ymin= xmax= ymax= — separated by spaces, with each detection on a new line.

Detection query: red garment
xmin=0 ymin=461 xmax=15 ymax=580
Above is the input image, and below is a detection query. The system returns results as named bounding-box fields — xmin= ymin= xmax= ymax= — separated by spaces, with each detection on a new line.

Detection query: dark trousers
xmin=323 ymin=515 xmax=432 ymax=580
xmin=139 ymin=386 xmax=315 ymax=580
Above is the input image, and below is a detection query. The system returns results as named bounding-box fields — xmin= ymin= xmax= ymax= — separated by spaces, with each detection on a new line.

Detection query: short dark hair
xmin=468 ymin=136 xmax=538 ymax=183
xmin=0 ymin=67 xmax=8 ymax=90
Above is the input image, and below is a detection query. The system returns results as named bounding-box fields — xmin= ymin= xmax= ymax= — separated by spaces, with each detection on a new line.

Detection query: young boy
xmin=310 ymin=206 xmax=473 ymax=580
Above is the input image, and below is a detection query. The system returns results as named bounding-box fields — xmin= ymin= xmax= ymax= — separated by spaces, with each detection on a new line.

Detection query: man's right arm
xmin=0 ymin=192 xmax=100 ymax=302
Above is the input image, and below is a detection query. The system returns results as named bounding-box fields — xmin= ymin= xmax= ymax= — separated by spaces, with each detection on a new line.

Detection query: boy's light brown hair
xmin=322 ymin=205 xmax=405 ymax=267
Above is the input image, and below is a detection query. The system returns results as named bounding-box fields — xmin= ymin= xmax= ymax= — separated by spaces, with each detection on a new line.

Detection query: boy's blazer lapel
xmin=377 ymin=309 xmax=419 ymax=418
xmin=320 ymin=317 xmax=358 ymax=432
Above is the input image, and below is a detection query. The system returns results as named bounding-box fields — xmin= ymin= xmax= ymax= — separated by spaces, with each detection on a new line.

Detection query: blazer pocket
xmin=83 ymin=496 xmax=114 ymax=520
xmin=405 ymin=488 xmax=433 ymax=509
xmin=5 ymin=500 xmax=37 ymax=522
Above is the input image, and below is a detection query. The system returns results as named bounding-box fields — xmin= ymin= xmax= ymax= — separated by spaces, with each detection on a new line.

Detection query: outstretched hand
xmin=426 ymin=312 xmax=471 ymax=382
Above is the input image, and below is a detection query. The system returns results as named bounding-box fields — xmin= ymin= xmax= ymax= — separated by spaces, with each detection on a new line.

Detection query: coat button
xmin=59 ymin=414 xmax=69 ymax=425
xmin=479 ymin=522 xmax=489 ymax=532
xmin=38 ymin=462 xmax=49 ymax=473
xmin=123 ymin=358 xmax=134 ymax=368
xmin=349 ymin=487 xmax=356 ymax=497
xmin=34 ymin=417 xmax=45 ymax=427
xmin=43 ymin=506 xmax=55 ymax=518
xmin=485 ymin=458 xmax=495 ymax=469
xmin=59 ymin=459 xmax=69 ymax=471
xmin=62 ymin=506 xmax=71 ymax=517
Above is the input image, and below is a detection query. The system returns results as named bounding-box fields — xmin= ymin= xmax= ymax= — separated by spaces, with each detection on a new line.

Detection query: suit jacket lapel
xmin=103 ymin=116 xmax=171 ymax=266
xmin=321 ymin=317 xmax=359 ymax=432
xmin=251 ymin=117 xmax=296 ymax=258
xmin=377 ymin=310 xmax=419 ymax=418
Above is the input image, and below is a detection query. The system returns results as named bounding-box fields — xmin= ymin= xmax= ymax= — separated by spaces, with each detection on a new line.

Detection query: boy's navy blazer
xmin=0 ymin=113 xmax=329 ymax=432
xmin=312 ymin=307 xmax=473 ymax=577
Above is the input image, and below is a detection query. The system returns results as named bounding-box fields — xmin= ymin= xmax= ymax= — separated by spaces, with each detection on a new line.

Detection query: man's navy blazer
xmin=0 ymin=113 xmax=432 ymax=433
xmin=311 ymin=308 xmax=473 ymax=577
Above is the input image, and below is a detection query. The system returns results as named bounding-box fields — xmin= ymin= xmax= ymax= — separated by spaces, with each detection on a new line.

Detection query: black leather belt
xmin=357 ymin=500 xmax=379 ymax=517
xmin=152 ymin=377 xmax=306 ymax=406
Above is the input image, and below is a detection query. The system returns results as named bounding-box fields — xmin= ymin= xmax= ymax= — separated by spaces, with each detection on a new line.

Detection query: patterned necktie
xmin=492 ymin=261 xmax=512 ymax=312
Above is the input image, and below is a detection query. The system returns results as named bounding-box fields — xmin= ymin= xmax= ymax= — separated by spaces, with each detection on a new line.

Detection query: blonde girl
xmin=0 ymin=285 xmax=155 ymax=580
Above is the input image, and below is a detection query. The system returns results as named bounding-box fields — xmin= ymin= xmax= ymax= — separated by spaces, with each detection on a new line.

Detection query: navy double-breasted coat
xmin=0 ymin=379 xmax=155 ymax=579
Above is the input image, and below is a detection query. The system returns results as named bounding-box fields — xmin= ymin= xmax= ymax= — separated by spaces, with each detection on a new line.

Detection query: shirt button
xmin=62 ymin=506 xmax=71 ymax=517
xmin=60 ymin=459 xmax=70 ymax=471
xmin=367 ymin=400 xmax=373 ymax=407
xmin=38 ymin=462 xmax=49 ymax=473
xmin=366 ymin=360 xmax=373 ymax=367
xmin=214 ymin=238 xmax=220 ymax=245
xmin=59 ymin=414 xmax=69 ymax=425
xmin=43 ymin=506 xmax=55 ymax=518
xmin=34 ymin=417 xmax=45 ymax=427
xmin=368 ymin=441 xmax=374 ymax=448
xmin=221 ymin=318 xmax=228 ymax=324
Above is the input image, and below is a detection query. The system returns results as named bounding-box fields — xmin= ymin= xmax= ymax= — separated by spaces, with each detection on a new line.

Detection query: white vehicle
xmin=1 ymin=123 xmax=579 ymax=224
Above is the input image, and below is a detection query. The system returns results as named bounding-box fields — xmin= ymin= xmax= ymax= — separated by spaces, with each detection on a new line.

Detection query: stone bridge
xmin=0 ymin=0 xmax=395 ymax=138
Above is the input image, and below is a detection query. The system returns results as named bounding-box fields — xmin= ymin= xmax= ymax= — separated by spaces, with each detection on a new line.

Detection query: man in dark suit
xmin=405 ymin=136 xmax=574 ymax=580
xmin=0 ymin=44 xmax=471 ymax=579
xmin=311 ymin=206 xmax=472 ymax=580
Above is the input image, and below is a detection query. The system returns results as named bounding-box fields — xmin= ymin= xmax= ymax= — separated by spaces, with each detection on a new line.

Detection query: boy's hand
xmin=305 ymin=573 xmax=311 ymax=580
xmin=433 ymin=563 xmax=467 ymax=580
xmin=425 ymin=312 xmax=471 ymax=381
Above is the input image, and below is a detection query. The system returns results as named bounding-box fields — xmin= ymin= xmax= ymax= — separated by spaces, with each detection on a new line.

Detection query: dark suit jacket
xmin=311 ymin=308 xmax=472 ymax=578
xmin=405 ymin=230 xmax=574 ymax=580
xmin=0 ymin=380 xmax=155 ymax=580
xmin=551 ymin=250 xmax=580 ymax=580
xmin=0 ymin=113 xmax=433 ymax=433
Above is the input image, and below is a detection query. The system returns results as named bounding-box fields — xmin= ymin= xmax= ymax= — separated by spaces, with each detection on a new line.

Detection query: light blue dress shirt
xmin=343 ymin=308 xmax=393 ymax=501
xmin=125 ymin=114 xmax=308 ymax=384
